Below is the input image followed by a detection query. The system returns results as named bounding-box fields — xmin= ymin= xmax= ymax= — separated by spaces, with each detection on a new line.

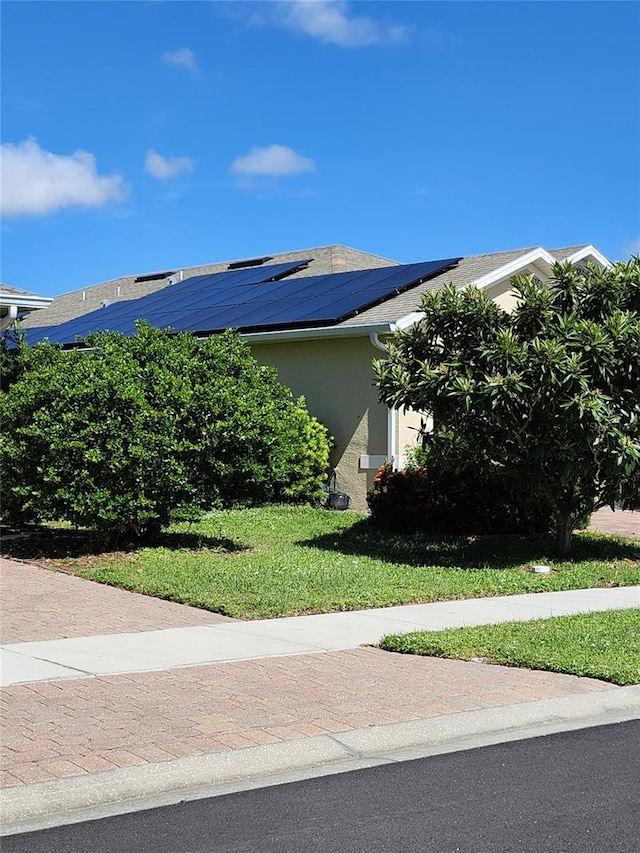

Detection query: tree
xmin=1 ymin=322 xmax=331 ymax=544
xmin=0 ymin=325 xmax=24 ymax=391
xmin=373 ymin=258 xmax=640 ymax=555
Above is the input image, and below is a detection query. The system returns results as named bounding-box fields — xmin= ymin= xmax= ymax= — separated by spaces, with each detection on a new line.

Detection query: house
xmin=0 ymin=283 xmax=52 ymax=332
xmin=20 ymin=243 xmax=610 ymax=509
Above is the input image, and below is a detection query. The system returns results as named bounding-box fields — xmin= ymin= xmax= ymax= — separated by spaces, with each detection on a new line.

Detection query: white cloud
xmin=0 ymin=137 xmax=128 ymax=218
xmin=622 ymin=236 xmax=640 ymax=257
xmin=162 ymin=47 xmax=198 ymax=74
xmin=230 ymin=144 xmax=316 ymax=177
xmin=144 ymin=149 xmax=196 ymax=180
xmin=275 ymin=1 xmax=407 ymax=48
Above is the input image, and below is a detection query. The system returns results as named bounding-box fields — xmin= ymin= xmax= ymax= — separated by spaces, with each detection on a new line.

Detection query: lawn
xmin=3 ymin=506 xmax=639 ymax=619
xmin=379 ymin=608 xmax=640 ymax=686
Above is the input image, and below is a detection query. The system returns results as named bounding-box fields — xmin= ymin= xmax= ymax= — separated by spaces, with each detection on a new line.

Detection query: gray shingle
xmin=0 ymin=283 xmax=38 ymax=297
xmin=21 ymin=245 xmax=397 ymax=329
xmin=20 ymin=243 xmax=600 ymax=334
xmin=335 ymin=247 xmax=537 ymax=327
xmin=549 ymin=245 xmax=590 ymax=260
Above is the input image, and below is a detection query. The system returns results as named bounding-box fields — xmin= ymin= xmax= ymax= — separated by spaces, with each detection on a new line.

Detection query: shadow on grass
xmin=298 ymin=518 xmax=640 ymax=569
xmin=0 ymin=525 xmax=241 ymax=561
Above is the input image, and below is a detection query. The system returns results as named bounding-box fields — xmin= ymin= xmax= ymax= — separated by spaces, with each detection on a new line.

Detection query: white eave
xmin=0 ymin=292 xmax=53 ymax=312
xmin=393 ymin=245 xmax=612 ymax=330
xmin=563 ymin=244 xmax=612 ymax=269
xmin=237 ymin=321 xmax=396 ymax=344
xmin=471 ymin=247 xmax=557 ymax=291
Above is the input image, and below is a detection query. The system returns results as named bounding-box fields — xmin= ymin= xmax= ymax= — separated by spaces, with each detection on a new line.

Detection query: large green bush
xmin=374 ymin=258 xmax=640 ymax=554
xmin=0 ymin=323 xmax=331 ymax=543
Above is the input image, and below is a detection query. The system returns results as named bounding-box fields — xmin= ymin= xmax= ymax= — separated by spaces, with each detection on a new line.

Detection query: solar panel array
xmin=25 ymin=256 xmax=461 ymax=347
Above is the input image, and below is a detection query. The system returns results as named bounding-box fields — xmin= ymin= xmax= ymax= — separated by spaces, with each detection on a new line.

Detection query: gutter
xmin=0 ymin=294 xmax=53 ymax=311
xmin=238 ymin=321 xmax=396 ymax=345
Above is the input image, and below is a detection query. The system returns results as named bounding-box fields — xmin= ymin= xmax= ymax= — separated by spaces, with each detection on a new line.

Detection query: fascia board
xmin=53 ymin=322 xmax=396 ymax=351
xmin=393 ymin=250 xmax=556 ymax=329
xmin=387 ymin=246 xmax=613 ymax=332
xmin=395 ymin=311 xmax=426 ymax=330
xmin=0 ymin=294 xmax=53 ymax=311
xmin=563 ymin=245 xmax=612 ymax=269
xmin=236 ymin=322 xmax=396 ymax=344
xmin=471 ymin=248 xmax=556 ymax=291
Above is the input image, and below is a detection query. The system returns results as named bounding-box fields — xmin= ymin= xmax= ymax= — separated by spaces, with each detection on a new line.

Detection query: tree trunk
xmin=554 ymin=514 xmax=574 ymax=557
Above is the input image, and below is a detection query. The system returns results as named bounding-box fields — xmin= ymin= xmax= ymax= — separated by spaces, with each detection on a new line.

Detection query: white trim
xmin=395 ymin=311 xmax=426 ymax=330
xmin=563 ymin=245 xmax=612 ymax=269
xmin=238 ymin=321 xmax=395 ymax=344
xmin=471 ymin=248 xmax=556 ymax=291
xmin=392 ymin=249 xmax=557 ymax=329
xmin=0 ymin=293 xmax=53 ymax=312
xmin=392 ymin=246 xmax=613 ymax=330
xmin=387 ymin=408 xmax=396 ymax=465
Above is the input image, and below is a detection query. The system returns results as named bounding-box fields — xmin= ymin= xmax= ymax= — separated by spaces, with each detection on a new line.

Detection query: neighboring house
xmin=20 ymin=243 xmax=610 ymax=509
xmin=0 ymin=284 xmax=52 ymax=332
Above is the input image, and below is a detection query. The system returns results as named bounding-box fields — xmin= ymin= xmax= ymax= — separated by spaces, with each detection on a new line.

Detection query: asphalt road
xmin=5 ymin=720 xmax=639 ymax=853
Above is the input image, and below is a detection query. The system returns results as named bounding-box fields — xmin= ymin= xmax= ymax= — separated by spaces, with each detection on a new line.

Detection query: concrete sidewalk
xmin=1 ymin=512 xmax=639 ymax=834
xmin=2 ymin=585 xmax=639 ymax=687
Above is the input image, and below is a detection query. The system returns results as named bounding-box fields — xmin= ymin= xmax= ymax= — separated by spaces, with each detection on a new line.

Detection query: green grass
xmin=3 ymin=505 xmax=639 ymax=619
xmin=379 ymin=608 xmax=640 ymax=685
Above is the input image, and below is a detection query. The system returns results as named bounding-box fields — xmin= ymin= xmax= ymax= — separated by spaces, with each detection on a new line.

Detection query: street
xmin=4 ymin=720 xmax=639 ymax=852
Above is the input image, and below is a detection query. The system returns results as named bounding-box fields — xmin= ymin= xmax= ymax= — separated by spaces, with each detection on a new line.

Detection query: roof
xmin=338 ymin=247 xmax=531 ymax=327
xmin=19 ymin=243 xmax=607 ymax=346
xmin=1 ymin=284 xmax=34 ymax=297
xmin=21 ymin=245 xmax=397 ymax=330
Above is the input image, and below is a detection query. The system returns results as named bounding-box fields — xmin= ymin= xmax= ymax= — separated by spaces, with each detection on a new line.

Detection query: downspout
xmin=0 ymin=305 xmax=18 ymax=333
xmin=370 ymin=331 xmax=396 ymax=468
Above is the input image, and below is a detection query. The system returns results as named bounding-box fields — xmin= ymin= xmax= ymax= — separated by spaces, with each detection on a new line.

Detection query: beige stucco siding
xmin=249 ymin=336 xmax=389 ymax=510
xmin=487 ymin=280 xmax=520 ymax=312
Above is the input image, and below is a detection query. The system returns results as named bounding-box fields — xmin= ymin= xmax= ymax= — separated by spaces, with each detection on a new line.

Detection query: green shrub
xmin=367 ymin=456 xmax=554 ymax=535
xmin=367 ymin=462 xmax=433 ymax=533
xmin=0 ymin=323 xmax=331 ymax=544
xmin=374 ymin=258 xmax=640 ymax=554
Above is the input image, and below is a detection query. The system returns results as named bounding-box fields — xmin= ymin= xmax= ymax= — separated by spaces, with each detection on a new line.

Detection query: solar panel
xmin=25 ymin=257 xmax=461 ymax=346
xmin=24 ymin=260 xmax=312 ymax=346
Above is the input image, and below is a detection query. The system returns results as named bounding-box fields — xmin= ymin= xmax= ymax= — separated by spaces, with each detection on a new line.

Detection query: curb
xmin=3 ymin=685 xmax=639 ymax=836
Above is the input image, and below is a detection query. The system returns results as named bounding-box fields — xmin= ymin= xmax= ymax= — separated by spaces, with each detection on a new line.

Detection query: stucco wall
xmin=397 ymin=408 xmax=429 ymax=465
xmin=249 ymin=336 xmax=388 ymax=510
xmin=488 ymin=280 xmax=520 ymax=312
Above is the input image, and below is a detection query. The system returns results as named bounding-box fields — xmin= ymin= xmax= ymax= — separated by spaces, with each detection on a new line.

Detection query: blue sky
xmin=2 ymin=1 xmax=639 ymax=298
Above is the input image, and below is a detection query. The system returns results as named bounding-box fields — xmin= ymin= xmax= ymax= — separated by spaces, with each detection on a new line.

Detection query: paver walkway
xmin=589 ymin=506 xmax=639 ymax=537
xmin=1 ymin=648 xmax=613 ymax=789
xmin=1 ymin=511 xmax=638 ymax=801
xmin=0 ymin=559 xmax=231 ymax=645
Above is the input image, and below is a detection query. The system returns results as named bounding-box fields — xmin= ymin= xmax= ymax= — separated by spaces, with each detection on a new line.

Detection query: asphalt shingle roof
xmin=0 ymin=284 xmax=38 ymax=297
xmin=20 ymin=243 xmax=594 ymax=336
xmin=21 ymin=246 xmax=397 ymax=330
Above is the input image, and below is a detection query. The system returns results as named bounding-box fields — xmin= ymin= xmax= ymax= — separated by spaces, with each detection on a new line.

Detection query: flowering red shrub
xmin=367 ymin=463 xmax=434 ymax=532
xmin=367 ymin=462 xmax=554 ymax=535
